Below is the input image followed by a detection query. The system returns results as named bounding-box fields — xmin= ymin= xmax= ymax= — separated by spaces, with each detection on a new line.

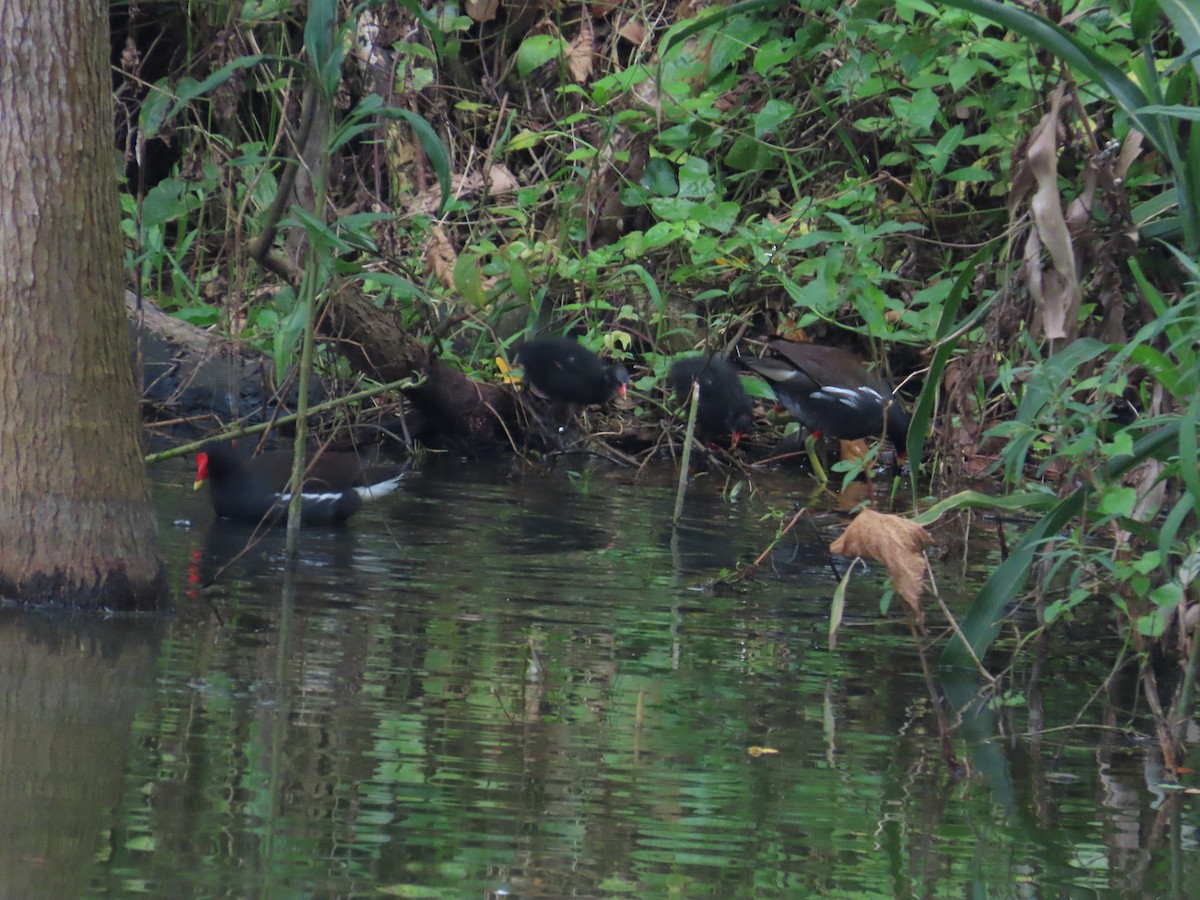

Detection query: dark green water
xmin=1 ymin=457 xmax=1196 ymax=898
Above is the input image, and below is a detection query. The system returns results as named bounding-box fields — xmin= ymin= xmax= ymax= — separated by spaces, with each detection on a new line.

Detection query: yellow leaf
xmin=496 ymin=356 xmax=520 ymax=385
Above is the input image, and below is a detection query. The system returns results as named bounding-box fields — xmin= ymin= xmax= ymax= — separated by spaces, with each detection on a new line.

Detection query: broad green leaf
xmin=376 ymin=108 xmax=453 ymax=214
xmin=1097 ymin=486 xmax=1137 ymax=517
xmin=1149 ymin=582 xmax=1184 ymax=610
xmin=453 ymin=252 xmax=487 ymax=309
xmin=304 ymin=0 xmax=334 ymax=64
xmin=1159 ymin=0 xmax=1200 ymax=77
xmin=516 ymin=34 xmax=566 ymax=78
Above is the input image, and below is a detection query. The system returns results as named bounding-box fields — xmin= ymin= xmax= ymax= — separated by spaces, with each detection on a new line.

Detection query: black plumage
xmin=516 ymin=336 xmax=629 ymax=406
xmin=668 ymin=354 xmax=754 ymax=441
xmin=193 ymin=443 xmax=404 ymax=525
xmin=742 ymin=340 xmax=910 ymax=450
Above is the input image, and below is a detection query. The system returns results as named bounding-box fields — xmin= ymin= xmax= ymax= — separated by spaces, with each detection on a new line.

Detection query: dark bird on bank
xmin=515 ymin=336 xmax=629 ymax=406
xmin=193 ymin=442 xmax=405 ymax=525
xmin=668 ymin=354 xmax=754 ymax=443
xmin=742 ymin=339 xmax=911 ymax=451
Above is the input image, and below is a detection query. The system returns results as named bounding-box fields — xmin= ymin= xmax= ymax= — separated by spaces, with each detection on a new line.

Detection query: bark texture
xmin=0 ymin=2 xmax=165 ymax=607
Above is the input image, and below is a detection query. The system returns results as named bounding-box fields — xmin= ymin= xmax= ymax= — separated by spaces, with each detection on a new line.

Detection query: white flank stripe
xmin=277 ymin=491 xmax=348 ymax=504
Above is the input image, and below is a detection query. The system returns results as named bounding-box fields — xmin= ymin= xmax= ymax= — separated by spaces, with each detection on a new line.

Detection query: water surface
xmin=1 ymin=457 xmax=1195 ymax=897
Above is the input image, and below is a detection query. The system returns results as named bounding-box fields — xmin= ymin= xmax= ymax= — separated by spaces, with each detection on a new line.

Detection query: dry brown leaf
xmin=425 ymin=227 xmax=456 ymax=291
xmin=1116 ymin=131 xmax=1143 ymax=180
xmin=838 ymin=438 xmax=870 ymax=462
xmin=829 ymin=509 xmax=933 ymax=618
xmin=567 ymin=18 xmax=595 ymax=83
xmin=617 ymin=17 xmax=646 ymax=47
xmin=486 ymin=163 xmax=519 ymax=195
xmin=1022 ymin=86 xmax=1080 ymax=341
xmin=412 ymin=167 xmax=520 ymax=215
xmin=465 ymin=0 xmax=499 ymax=23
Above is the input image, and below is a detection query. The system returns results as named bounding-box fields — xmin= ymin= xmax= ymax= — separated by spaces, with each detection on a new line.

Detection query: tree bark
xmin=0 ymin=2 xmax=165 ymax=608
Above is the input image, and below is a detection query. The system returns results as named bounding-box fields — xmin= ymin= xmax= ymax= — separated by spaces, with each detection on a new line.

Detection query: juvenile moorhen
xmin=193 ymin=442 xmax=405 ymax=525
xmin=668 ymin=354 xmax=754 ymax=443
xmin=515 ymin=336 xmax=629 ymax=405
xmin=743 ymin=340 xmax=910 ymax=478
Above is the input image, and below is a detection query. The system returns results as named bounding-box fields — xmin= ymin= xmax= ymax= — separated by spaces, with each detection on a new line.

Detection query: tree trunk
xmin=0 ymin=2 xmax=165 ymax=608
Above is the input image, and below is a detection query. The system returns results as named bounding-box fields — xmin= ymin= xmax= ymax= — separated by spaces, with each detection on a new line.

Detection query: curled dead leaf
xmin=465 ymin=0 xmax=499 ymax=23
xmin=829 ymin=509 xmax=933 ymax=618
xmin=566 ymin=17 xmax=594 ymax=83
xmin=486 ymin=164 xmax=519 ymax=195
xmin=617 ymin=18 xmax=646 ymax=47
xmin=425 ymin=227 xmax=456 ymax=292
xmin=1016 ymin=85 xmax=1080 ymax=341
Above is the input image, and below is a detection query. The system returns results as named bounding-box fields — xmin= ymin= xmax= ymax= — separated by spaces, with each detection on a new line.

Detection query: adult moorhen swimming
xmin=193 ymin=442 xmax=405 ymax=525
xmin=515 ymin=336 xmax=629 ymax=405
xmin=668 ymin=354 xmax=754 ymax=443
xmin=743 ymin=340 xmax=910 ymax=478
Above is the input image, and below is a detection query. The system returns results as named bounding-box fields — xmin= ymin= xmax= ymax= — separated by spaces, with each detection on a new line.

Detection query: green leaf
xmin=376 ymin=107 xmax=453 ymax=215
xmin=617 ymin=264 xmax=664 ymax=313
xmin=943 ymin=166 xmax=994 ymax=183
xmin=829 ymin=561 xmax=852 ymax=651
xmin=753 ymin=39 xmax=794 ymax=75
xmin=1097 ymin=486 xmax=1137 ymax=517
xmin=1180 ymin=394 xmax=1200 ymax=524
xmin=1136 ymin=104 xmax=1200 ymax=121
xmin=304 ymin=0 xmax=336 ymax=77
xmin=273 ymin=288 xmax=306 ymax=376
xmin=753 ymin=99 xmax=796 ymax=139
xmin=677 ymin=157 xmax=716 ymax=199
xmin=912 ymin=488 xmax=1057 ymax=527
xmin=140 ymin=178 xmax=195 ymax=227
xmin=453 ymin=252 xmax=487 ymax=309
xmin=1159 ymin=0 xmax=1200 ymax=78
xmin=285 ymin=204 xmax=353 ymax=253
xmin=689 ymin=200 xmax=740 ymax=232
xmin=139 ymin=79 xmax=174 ymax=139
xmin=641 ymin=158 xmax=678 ymax=196
xmin=1149 ymin=582 xmax=1184 ymax=610
xmin=724 ymin=136 xmax=770 ymax=171
xmin=505 ymin=130 xmax=543 ymax=153
xmin=946 ymin=56 xmax=980 ymax=92
xmin=1130 ymin=0 xmax=1162 ymax=44
xmin=1137 ymin=610 xmax=1167 ymax=637
xmin=516 ymin=34 xmax=566 ymax=78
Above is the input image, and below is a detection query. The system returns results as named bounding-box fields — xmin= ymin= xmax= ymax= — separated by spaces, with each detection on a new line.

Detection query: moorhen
xmin=743 ymin=340 xmax=911 ymax=478
xmin=515 ymin=336 xmax=629 ymax=405
xmin=193 ymin=442 xmax=405 ymax=525
xmin=668 ymin=354 xmax=754 ymax=443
